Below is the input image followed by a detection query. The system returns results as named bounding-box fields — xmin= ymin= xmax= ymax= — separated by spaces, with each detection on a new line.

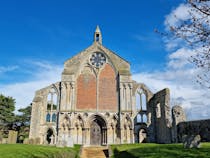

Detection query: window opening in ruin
xmin=46 ymin=87 xmax=57 ymax=123
xmin=136 ymin=88 xmax=147 ymax=111
xmin=156 ymin=103 xmax=161 ymax=118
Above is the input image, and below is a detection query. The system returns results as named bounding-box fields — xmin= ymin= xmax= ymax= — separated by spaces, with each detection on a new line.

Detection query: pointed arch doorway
xmin=90 ymin=115 xmax=107 ymax=146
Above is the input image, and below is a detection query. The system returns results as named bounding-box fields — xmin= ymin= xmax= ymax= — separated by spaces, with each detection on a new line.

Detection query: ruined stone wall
xmin=150 ymin=88 xmax=172 ymax=143
xmin=171 ymin=105 xmax=186 ymax=142
xmin=177 ymin=119 xmax=210 ymax=142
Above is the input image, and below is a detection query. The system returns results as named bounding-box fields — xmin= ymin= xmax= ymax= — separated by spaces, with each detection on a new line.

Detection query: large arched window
xmin=136 ymin=88 xmax=147 ymax=111
xmin=46 ymin=87 xmax=58 ymax=123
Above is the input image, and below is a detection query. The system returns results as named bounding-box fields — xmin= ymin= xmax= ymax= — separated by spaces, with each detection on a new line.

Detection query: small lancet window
xmin=96 ymin=33 xmax=100 ymax=41
xmin=137 ymin=114 xmax=141 ymax=123
xmin=46 ymin=113 xmax=51 ymax=122
xmin=52 ymin=113 xmax=56 ymax=122
xmin=143 ymin=114 xmax=147 ymax=123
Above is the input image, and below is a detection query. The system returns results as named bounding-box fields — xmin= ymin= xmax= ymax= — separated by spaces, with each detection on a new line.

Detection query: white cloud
xmin=167 ymin=48 xmax=196 ymax=69
xmin=133 ymin=68 xmax=210 ymax=120
xmin=133 ymin=45 xmax=210 ymax=121
xmin=0 ymin=61 xmax=62 ymax=112
xmin=164 ymin=3 xmax=190 ymax=29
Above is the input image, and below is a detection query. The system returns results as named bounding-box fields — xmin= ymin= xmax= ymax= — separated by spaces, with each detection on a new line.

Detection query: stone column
xmin=124 ymin=84 xmax=127 ymax=110
xmin=70 ymin=82 xmax=75 ymax=111
xmin=66 ymin=82 xmax=71 ymax=110
xmin=129 ymin=84 xmax=133 ymax=111
xmin=120 ymin=83 xmax=124 ymax=111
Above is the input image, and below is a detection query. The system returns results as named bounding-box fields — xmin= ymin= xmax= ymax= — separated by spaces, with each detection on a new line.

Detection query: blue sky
xmin=0 ymin=0 xmax=209 ymax=120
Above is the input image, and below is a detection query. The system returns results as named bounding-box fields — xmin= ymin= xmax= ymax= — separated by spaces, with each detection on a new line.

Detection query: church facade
xmin=29 ymin=26 xmax=181 ymax=146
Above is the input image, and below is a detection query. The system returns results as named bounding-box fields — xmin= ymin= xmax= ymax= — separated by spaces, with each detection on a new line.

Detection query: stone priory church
xmin=29 ymin=26 xmax=185 ymax=147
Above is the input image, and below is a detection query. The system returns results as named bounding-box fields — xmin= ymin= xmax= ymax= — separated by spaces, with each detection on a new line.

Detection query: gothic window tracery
xmin=136 ymin=88 xmax=147 ymax=111
xmin=46 ymin=87 xmax=57 ymax=123
xmin=90 ymin=52 xmax=106 ymax=68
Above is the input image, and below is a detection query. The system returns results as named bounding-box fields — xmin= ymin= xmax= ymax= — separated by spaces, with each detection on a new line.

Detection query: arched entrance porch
xmin=89 ymin=114 xmax=107 ymax=146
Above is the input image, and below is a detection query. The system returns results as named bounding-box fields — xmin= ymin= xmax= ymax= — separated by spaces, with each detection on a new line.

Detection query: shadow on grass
xmin=113 ymin=148 xmax=138 ymax=158
xmin=113 ymin=144 xmax=210 ymax=158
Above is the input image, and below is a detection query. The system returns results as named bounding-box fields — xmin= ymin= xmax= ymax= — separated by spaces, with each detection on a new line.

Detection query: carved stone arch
xmin=98 ymin=63 xmax=118 ymax=111
xmin=108 ymin=114 xmax=118 ymax=127
xmin=88 ymin=114 xmax=108 ymax=128
xmin=47 ymin=84 xmax=59 ymax=101
xmin=44 ymin=126 xmax=56 ymax=134
xmin=88 ymin=114 xmax=108 ymax=145
xmin=122 ymin=114 xmax=133 ymax=129
xmin=46 ymin=84 xmax=59 ymax=99
xmin=61 ymin=114 xmax=71 ymax=129
xmin=74 ymin=114 xmax=85 ymax=128
xmin=133 ymin=83 xmax=153 ymax=101
xmin=76 ymin=64 xmax=97 ymax=110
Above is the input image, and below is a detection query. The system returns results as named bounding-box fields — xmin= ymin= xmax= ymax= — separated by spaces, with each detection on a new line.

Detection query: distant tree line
xmin=0 ymin=94 xmax=31 ymax=143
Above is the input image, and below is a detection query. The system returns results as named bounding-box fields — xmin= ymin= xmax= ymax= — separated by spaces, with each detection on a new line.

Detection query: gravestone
xmin=23 ymin=138 xmax=29 ymax=144
xmin=183 ymin=134 xmax=201 ymax=148
xmin=2 ymin=138 xmax=7 ymax=144
xmin=8 ymin=130 xmax=17 ymax=144
xmin=66 ymin=136 xmax=73 ymax=147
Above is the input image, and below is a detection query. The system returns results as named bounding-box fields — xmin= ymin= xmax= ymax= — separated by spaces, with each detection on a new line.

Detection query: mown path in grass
xmin=0 ymin=144 xmax=80 ymax=158
xmin=111 ymin=143 xmax=210 ymax=158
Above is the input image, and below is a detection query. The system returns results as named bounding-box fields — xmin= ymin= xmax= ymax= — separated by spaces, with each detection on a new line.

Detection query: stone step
xmin=81 ymin=146 xmax=109 ymax=158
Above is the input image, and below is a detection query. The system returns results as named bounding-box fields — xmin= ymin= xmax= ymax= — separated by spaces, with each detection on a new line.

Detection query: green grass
xmin=0 ymin=144 xmax=81 ymax=158
xmin=111 ymin=143 xmax=210 ymax=158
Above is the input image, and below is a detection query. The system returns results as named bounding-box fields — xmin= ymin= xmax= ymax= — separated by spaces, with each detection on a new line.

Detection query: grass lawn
xmin=0 ymin=144 xmax=80 ymax=158
xmin=111 ymin=143 xmax=210 ymax=158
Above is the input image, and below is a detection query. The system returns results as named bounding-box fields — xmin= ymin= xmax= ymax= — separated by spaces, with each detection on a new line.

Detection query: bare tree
xmin=160 ymin=0 xmax=210 ymax=88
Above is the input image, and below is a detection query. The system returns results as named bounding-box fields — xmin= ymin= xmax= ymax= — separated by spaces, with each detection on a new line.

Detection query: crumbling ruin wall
xmin=177 ymin=119 xmax=210 ymax=142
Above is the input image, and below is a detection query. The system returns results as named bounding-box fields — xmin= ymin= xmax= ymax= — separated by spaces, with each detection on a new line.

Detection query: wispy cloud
xmin=0 ymin=66 xmax=19 ymax=73
xmin=0 ymin=60 xmax=62 ymax=112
